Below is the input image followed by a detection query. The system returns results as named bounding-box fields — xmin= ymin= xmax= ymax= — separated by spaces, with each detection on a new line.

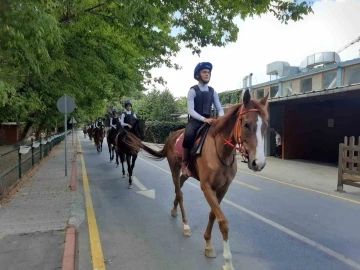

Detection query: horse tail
xmin=123 ymin=132 xmax=166 ymax=160
xmin=138 ymin=142 xmax=166 ymax=160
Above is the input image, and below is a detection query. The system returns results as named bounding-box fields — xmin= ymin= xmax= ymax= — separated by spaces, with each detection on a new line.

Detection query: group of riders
xmin=83 ymin=62 xmax=224 ymax=177
xmin=83 ymin=100 xmax=137 ymax=149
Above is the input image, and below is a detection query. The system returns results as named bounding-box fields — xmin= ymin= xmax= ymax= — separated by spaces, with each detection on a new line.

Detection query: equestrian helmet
xmin=124 ymin=100 xmax=132 ymax=107
xmin=194 ymin=62 xmax=213 ymax=80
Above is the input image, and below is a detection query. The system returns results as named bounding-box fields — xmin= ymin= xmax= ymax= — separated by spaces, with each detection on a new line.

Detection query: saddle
xmin=174 ymin=123 xmax=210 ymax=158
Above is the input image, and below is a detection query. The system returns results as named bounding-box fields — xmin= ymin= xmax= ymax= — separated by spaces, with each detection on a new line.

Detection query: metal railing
xmin=0 ymin=131 xmax=70 ymax=200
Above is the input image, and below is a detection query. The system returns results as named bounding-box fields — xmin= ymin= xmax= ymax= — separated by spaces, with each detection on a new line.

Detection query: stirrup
xmin=181 ymin=162 xmax=192 ymax=177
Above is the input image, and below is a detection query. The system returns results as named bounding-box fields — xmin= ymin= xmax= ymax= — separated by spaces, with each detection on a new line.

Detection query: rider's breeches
xmin=182 ymin=119 xmax=203 ymax=149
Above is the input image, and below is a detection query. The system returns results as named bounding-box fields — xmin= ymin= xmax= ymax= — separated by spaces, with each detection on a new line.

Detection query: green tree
xmin=0 ymin=0 xmax=313 ymax=138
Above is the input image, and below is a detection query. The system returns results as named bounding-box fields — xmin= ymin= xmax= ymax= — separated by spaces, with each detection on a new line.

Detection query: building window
xmin=322 ymin=70 xmax=337 ymax=89
xmin=344 ymin=64 xmax=360 ymax=85
xmin=270 ymin=85 xmax=278 ymax=98
xmin=301 ymin=77 xmax=312 ymax=92
xmin=257 ymin=89 xmax=264 ymax=99
xmin=282 ymin=81 xmax=293 ymax=96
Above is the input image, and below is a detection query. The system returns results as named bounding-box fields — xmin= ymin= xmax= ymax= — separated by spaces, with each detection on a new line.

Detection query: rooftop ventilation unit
xmin=299 ymin=52 xmax=341 ymax=72
xmin=266 ymin=61 xmax=300 ymax=77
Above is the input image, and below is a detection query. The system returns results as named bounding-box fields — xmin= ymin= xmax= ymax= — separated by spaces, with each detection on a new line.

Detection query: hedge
xmin=144 ymin=121 xmax=186 ymax=144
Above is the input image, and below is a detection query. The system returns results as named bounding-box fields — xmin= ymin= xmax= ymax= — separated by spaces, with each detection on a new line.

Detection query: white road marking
xmin=139 ymin=157 xmax=360 ymax=270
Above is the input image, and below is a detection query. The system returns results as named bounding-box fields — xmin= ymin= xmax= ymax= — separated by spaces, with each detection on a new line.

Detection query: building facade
xmin=242 ymin=52 xmax=360 ymax=164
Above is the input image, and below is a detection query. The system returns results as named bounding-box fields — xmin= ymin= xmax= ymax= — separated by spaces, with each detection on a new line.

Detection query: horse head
xmin=238 ymin=89 xmax=269 ymax=171
xmin=131 ymin=119 xmax=146 ymax=141
xmin=212 ymin=89 xmax=269 ymax=172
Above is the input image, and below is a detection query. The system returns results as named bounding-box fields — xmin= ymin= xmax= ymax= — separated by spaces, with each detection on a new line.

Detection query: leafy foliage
xmin=0 ymin=0 xmax=313 ymax=137
xmin=218 ymin=90 xmax=242 ymax=105
xmin=144 ymin=121 xmax=186 ymax=143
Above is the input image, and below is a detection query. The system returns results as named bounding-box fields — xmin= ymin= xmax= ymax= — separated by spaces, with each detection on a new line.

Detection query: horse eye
xmin=244 ymin=123 xmax=250 ymax=129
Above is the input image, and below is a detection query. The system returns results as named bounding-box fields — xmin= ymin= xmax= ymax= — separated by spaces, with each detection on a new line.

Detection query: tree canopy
xmin=0 ymin=0 xmax=313 ymax=137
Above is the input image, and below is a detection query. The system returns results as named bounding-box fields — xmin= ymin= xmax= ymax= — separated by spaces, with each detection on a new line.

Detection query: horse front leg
xmin=126 ymin=154 xmax=133 ymax=188
xmin=202 ymin=184 xmax=233 ymax=270
xmin=108 ymin=143 xmax=112 ymax=162
xmin=168 ymin=159 xmax=191 ymax=236
xmin=115 ymin=150 xmax=119 ymax=167
xmin=119 ymin=152 xmax=126 ymax=177
xmin=111 ymin=145 xmax=115 ymax=161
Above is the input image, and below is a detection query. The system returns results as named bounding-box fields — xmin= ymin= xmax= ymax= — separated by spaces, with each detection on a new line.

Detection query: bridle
xmin=216 ymin=105 xmax=259 ymax=165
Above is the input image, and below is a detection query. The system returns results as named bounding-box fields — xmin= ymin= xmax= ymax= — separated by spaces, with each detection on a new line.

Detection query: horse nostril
xmin=252 ymin=159 xmax=257 ymax=168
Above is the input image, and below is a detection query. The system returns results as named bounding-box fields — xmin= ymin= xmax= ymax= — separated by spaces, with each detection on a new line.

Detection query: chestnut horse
xmin=123 ymin=90 xmax=269 ymax=270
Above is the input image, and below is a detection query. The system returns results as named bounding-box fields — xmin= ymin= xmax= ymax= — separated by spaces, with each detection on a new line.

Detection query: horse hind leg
xmin=169 ymin=161 xmax=191 ymax=236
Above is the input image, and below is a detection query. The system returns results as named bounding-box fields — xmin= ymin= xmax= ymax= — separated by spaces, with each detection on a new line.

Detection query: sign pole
xmin=72 ymin=121 xmax=74 ymax=146
xmin=64 ymin=94 xmax=67 ymax=176
xmin=56 ymin=94 xmax=75 ymax=177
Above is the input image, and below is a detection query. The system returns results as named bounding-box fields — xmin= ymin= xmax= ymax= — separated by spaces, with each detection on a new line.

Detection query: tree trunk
xmin=35 ymin=122 xmax=45 ymax=139
xmin=19 ymin=120 xmax=33 ymax=141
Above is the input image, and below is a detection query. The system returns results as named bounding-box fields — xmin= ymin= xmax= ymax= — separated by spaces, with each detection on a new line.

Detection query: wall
xmin=282 ymin=93 xmax=360 ymax=163
xmin=0 ymin=125 xmax=19 ymax=145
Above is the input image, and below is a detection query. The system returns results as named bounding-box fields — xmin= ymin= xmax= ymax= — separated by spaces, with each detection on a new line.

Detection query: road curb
xmin=70 ymin=139 xmax=78 ymax=191
xmin=62 ymin=226 xmax=76 ymax=270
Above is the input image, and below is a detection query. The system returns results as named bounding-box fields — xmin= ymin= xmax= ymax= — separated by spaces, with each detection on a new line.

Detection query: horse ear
xmin=243 ymin=89 xmax=251 ymax=106
xmin=260 ymin=92 xmax=269 ymax=107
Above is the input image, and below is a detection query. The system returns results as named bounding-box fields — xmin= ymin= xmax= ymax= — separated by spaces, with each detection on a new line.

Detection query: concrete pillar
xmin=337 ymin=66 xmax=343 ymax=87
xmin=278 ymin=81 xmax=283 ymax=97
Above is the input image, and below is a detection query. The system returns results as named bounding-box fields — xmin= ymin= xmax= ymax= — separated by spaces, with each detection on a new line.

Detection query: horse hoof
xmin=122 ymin=175 xmax=126 ymax=178
xmin=222 ymin=265 xmax=234 ymax=270
xmin=170 ymin=209 xmax=178 ymax=217
xmin=183 ymin=229 xmax=191 ymax=237
xmin=128 ymin=184 xmax=133 ymax=189
xmin=205 ymin=248 xmax=217 ymax=258
xmin=116 ymin=165 xmax=119 ymax=168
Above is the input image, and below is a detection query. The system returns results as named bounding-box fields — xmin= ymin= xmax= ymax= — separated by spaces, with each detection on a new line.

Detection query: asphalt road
xmin=77 ymin=135 xmax=360 ymax=270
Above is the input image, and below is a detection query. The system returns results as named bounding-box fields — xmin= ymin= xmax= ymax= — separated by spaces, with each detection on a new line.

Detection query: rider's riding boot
xmin=181 ymin=148 xmax=192 ymax=177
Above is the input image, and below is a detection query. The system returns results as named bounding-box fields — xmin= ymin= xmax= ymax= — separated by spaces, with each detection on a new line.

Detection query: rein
xmin=215 ymin=105 xmax=259 ymax=165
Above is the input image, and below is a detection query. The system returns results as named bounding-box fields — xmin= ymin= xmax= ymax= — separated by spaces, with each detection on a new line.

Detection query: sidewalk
xmin=236 ymin=155 xmax=360 ymax=202
xmin=0 ymin=136 xmax=82 ymax=269
xmin=144 ymin=143 xmax=360 ymax=202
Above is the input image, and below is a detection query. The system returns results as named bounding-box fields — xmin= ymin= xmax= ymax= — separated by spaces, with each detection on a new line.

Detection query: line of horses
xmin=83 ymin=120 xmax=146 ymax=189
xmin=81 ymin=90 xmax=269 ymax=270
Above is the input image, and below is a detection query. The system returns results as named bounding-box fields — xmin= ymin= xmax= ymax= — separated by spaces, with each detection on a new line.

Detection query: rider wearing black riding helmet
xmin=181 ymin=62 xmax=224 ymax=177
xmin=110 ymin=109 xmax=120 ymax=130
xmin=121 ymin=100 xmax=137 ymax=130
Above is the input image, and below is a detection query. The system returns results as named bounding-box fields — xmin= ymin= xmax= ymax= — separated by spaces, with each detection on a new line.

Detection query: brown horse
xmin=94 ymin=126 xmax=105 ymax=153
xmin=106 ymin=120 xmax=122 ymax=162
xmin=123 ymin=90 xmax=269 ymax=270
xmin=88 ymin=127 xmax=94 ymax=141
xmin=115 ymin=119 xmax=146 ymax=188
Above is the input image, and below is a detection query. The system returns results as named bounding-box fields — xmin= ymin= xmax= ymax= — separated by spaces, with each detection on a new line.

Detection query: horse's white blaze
xmin=183 ymin=223 xmax=190 ymax=230
xmin=255 ymin=115 xmax=266 ymax=166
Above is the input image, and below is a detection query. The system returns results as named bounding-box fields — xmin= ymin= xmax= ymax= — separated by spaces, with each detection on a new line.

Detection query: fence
xmin=0 ymin=132 xmax=69 ymax=200
xmin=337 ymin=136 xmax=360 ymax=192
